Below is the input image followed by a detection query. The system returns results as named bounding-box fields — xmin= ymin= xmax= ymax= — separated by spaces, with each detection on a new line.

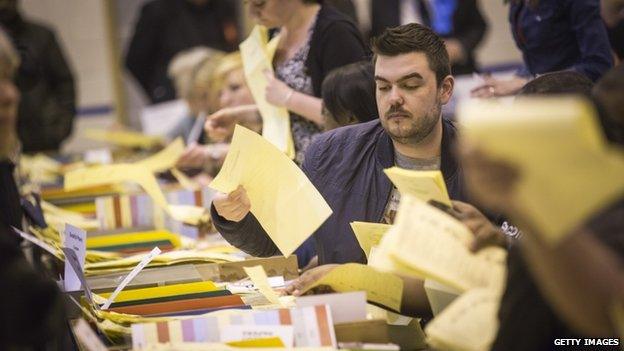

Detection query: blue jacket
xmin=211 ymin=118 xmax=467 ymax=265
xmin=509 ymin=0 xmax=613 ymax=81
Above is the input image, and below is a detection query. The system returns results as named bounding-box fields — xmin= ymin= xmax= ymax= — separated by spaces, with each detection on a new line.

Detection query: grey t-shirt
xmin=382 ymin=150 xmax=441 ymax=224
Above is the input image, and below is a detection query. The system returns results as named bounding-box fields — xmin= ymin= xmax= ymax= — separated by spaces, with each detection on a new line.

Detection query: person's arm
xmin=125 ymin=4 xmax=161 ymax=99
xmin=44 ymin=30 xmax=76 ymax=146
xmin=210 ymin=186 xmax=281 ymax=258
xmin=566 ymin=0 xmax=614 ymax=81
xmin=512 ymin=208 xmax=624 ymax=337
xmin=447 ymin=0 xmax=487 ymax=64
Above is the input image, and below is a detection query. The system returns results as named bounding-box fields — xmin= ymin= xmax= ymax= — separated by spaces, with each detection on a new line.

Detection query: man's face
xmin=375 ymin=52 xmax=452 ymax=145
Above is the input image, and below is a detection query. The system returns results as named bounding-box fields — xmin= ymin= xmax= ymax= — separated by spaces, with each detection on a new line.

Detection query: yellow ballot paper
xmin=244 ymin=265 xmax=282 ymax=305
xmin=209 ymin=125 xmax=332 ymax=257
xmin=137 ymin=138 xmax=185 ymax=173
xmin=240 ymin=25 xmax=295 ymax=158
xmin=300 ymin=263 xmax=403 ymax=312
xmin=459 ymin=97 xmax=624 ymax=244
xmin=349 ymin=222 xmax=391 ymax=259
xmin=383 ymin=195 xmax=507 ymax=292
xmin=83 ymin=129 xmax=163 ymax=149
xmin=425 ymin=288 xmax=501 ymax=351
xmin=384 ymin=167 xmax=452 ymax=207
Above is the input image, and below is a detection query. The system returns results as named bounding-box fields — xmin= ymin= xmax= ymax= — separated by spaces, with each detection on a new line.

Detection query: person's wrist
xmin=283 ymin=88 xmax=295 ymax=108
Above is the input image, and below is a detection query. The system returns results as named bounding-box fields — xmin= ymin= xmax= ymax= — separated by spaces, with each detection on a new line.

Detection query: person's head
xmin=210 ymin=52 xmax=254 ymax=109
xmin=0 ymin=0 xmax=18 ymax=24
xmin=371 ymin=23 xmax=453 ymax=145
xmin=245 ymin=0 xmax=321 ymax=28
xmin=321 ymin=61 xmax=378 ymax=130
xmin=518 ymin=71 xmax=593 ymax=96
xmin=168 ymin=47 xmax=224 ymax=115
xmin=593 ymin=65 xmax=624 ymax=145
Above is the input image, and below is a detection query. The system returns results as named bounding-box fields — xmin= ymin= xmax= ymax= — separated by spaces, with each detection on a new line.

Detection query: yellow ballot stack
xmin=459 ymin=97 xmax=624 ymax=244
xmin=425 ymin=288 xmax=501 ymax=351
xmin=300 ymin=263 xmax=404 ymax=312
xmin=374 ymin=195 xmax=507 ymax=293
xmin=349 ymin=221 xmax=391 ymax=259
xmin=240 ymin=25 xmax=295 ymax=158
xmin=384 ymin=168 xmax=452 ymax=207
xmin=209 ymin=125 xmax=332 ymax=257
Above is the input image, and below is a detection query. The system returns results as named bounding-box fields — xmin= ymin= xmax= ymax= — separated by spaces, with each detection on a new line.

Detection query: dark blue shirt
xmin=509 ymin=0 xmax=613 ymax=81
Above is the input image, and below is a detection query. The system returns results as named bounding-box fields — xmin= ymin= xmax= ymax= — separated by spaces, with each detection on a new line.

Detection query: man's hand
xmin=212 ymin=185 xmax=251 ymax=222
xmin=205 ymin=105 xmax=258 ymax=142
xmin=471 ymin=76 xmax=528 ymax=98
xmin=283 ymin=264 xmax=339 ymax=296
xmin=176 ymin=143 xmax=211 ymax=169
xmin=451 ymin=201 xmax=507 ymax=252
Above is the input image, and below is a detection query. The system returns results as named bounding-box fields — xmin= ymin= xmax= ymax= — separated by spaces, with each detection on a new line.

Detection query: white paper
xmin=296 ymin=291 xmax=367 ymax=324
xmin=220 ymin=325 xmax=294 ymax=347
xmin=140 ymin=99 xmax=189 ymax=137
xmin=63 ymin=224 xmax=87 ymax=291
xmin=62 ymin=247 xmax=94 ymax=305
xmin=84 ymin=148 xmax=113 ymax=165
xmin=101 ymin=246 xmax=161 ymax=310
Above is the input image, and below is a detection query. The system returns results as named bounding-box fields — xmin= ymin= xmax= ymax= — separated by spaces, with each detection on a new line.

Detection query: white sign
xmin=63 ymin=224 xmax=86 ymax=291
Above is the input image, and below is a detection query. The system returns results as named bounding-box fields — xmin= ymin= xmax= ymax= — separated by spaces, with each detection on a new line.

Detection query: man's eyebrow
xmin=374 ymin=72 xmax=424 ymax=83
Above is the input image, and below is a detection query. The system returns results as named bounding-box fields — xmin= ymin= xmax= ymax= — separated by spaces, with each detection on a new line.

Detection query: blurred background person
xmin=368 ymin=0 xmax=488 ymax=75
xmin=125 ymin=0 xmax=239 ymax=104
xmin=321 ymin=60 xmax=378 ymax=130
xmin=247 ymin=0 xmax=368 ymax=165
xmin=166 ymin=46 xmax=224 ymax=141
xmin=472 ymin=0 xmax=614 ymax=98
xmin=0 ymin=0 xmax=76 ymax=153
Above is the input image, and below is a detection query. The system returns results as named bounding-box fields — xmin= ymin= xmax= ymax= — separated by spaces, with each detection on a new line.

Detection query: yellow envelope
xmin=380 ymin=195 xmax=506 ymax=293
xmin=240 ymin=25 xmax=295 ymax=159
xmin=349 ymin=221 xmax=391 ymax=259
xmin=209 ymin=125 xmax=332 ymax=257
xmin=459 ymin=97 xmax=624 ymax=244
xmin=425 ymin=288 xmax=501 ymax=351
xmin=301 ymin=263 xmax=403 ymax=312
xmin=97 ymin=281 xmax=219 ymax=303
xmin=384 ymin=167 xmax=452 ymax=207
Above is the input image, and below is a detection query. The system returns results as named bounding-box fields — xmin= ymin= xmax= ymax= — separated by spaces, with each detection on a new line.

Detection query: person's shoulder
xmin=310 ymin=120 xmax=383 ymax=156
xmin=315 ymin=5 xmax=359 ymax=33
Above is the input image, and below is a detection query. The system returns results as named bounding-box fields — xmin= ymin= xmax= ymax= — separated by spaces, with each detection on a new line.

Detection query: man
xmin=125 ymin=0 xmax=238 ymax=103
xmin=369 ymin=0 xmax=487 ymax=75
xmin=0 ymin=0 xmax=76 ymax=153
xmin=211 ymin=23 xmax=465 ymax=266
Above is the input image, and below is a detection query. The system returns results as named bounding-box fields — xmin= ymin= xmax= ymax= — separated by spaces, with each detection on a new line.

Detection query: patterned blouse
xmin=274 ymin=17 xmax=322 ymax=166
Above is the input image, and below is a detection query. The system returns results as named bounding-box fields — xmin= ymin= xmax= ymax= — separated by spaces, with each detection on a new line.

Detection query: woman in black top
xmin=246 ymin=0 xmax=368 ymax=164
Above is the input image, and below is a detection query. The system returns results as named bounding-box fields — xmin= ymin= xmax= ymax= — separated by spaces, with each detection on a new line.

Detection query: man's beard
xmin=382 ymin=102 xmax=441 ymax=145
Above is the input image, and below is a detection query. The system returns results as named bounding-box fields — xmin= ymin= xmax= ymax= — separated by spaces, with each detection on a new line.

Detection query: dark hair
xmin=518 ymin=71 xmax=593 ymax=96
xmin=322 ymin=61 xmax=378 ymax=128
xmin=370 ymin=23 xmax=450 ymax=85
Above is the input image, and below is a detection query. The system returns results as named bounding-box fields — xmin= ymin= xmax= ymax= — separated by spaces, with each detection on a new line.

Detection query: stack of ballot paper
xmin=130 ymin=305 xmax=337 ymax=348
xmin=86 ymin=229 xmax=182 ymax=254
xmin=84 ymin=249 xmax=244 ymax=275
xmin=384 ymin=168 xmax=452 ymax=207
xmin=41 ymin=200 xmax=100 ymax=231
xmin=19 ymin=153 xmax=63 ymax=184
xmin=209 ymin=125 xmax=332 ymax=257
xmin=95 ymin=187 xmax=215 ymax=239
xmin=365 ymin=195 xmax=507 ymax=351
xmin=459 ymin=97 xmax=624 ymax=244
